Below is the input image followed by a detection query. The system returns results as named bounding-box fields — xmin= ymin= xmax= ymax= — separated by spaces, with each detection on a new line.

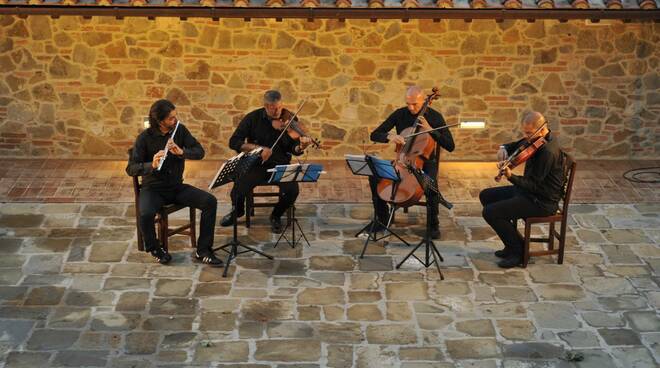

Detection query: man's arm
xmin=125 ymin=135 xmax=153 ymax=177
xmin=229 ymin=114 xmax=254 ymax=153
xmin=508 ymin=149 xmax=554 ymax=194
xmin=370 ymin=110 xmax=399 ymax=143
xmin=426 ymin=111 xmax=455 ymax=152
xmin=179 ymin=124 xmax=205 ymax=160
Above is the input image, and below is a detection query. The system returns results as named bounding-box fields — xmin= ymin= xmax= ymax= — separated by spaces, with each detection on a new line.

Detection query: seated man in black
xmin=479 ymin=111 xmax=565 ymax=268
xmin=126 ymin=99 xmax=222 ymax=267
xmin=369 ymin=86 xmax=455 ymax=239
xmin=221 ymin=90 xmax=312 ymax=233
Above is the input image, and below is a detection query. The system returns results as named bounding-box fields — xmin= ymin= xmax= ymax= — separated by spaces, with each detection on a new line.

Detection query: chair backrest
xmin=559 ymin=152 xmax=577 ymax=216
xmin=128 ymin=148 xmax=141 ymax=201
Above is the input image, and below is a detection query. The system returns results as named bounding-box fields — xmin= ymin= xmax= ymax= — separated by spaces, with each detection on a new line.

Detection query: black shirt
xmin=229 ymin=107 xmax=302 ymax=167
xmin=370 ymin=107 xmax=455 ymax=159
xmin=126 ymin=123 xmax=204 ymax=190
xmin=505 ymin=132 xmax=564 ymax=212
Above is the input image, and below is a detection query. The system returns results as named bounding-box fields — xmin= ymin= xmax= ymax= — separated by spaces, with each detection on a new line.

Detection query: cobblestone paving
xmin=0 ymin=202 xmax=658 ymax=368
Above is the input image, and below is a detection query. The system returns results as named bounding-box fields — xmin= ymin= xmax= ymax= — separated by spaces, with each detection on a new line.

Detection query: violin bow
xmin=270 ymin=97 xmax=309 ymax=151
xmin=403 ymin=122 xmax=461 ymax=140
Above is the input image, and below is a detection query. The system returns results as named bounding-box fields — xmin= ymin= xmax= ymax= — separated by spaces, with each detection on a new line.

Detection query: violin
xmin=272 ymin=109 xmax=321 ymax=149
xmin=376 ymin=87 xmax=441 ymax=208
xmin=495 ymin=121 xmax=548 ymax=181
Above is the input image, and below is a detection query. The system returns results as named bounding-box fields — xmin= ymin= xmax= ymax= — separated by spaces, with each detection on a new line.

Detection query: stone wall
xmin=0 ymin=15 xmax=658 ymax=160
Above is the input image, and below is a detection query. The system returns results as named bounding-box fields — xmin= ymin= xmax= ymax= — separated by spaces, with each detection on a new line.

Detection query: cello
xmin=376 ymin=87 xmax=441 ymax=208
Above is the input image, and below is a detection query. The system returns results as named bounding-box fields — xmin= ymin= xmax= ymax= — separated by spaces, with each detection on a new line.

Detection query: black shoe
xmin=194 ymin=250 xmax=224 ymax=267
xmin=150 ymin=247 xmax=172 ymax=265
xmin=220 ymin=210 xmax=244 ymax=227
xmin=270 ymin=215 xmax=283 ymax=234
xmin=494 ymin=248 xmax=512 ymax=258
xmin=430 ymin=227 xmax=441 ymax=240
xmin=497 ymin=255 xmax=522 ymax=269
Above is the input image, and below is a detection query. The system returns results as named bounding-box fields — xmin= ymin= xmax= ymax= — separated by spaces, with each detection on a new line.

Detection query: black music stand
xmin=268 ymin=163 xmax=323 ymax=249
xmin=345 ymin=155 xmax=410 ymax=258
xmin=395 ymin=166 xmax=452 ymax=280
xmin=209 ymin=150 xmax=273 ymax=277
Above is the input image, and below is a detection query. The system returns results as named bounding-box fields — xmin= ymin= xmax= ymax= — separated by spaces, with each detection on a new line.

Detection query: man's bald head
xmin=406 ymin=86 xmax=424 ymax=99
xmin=522 ymin=111 xmax=546 ymax=129
xmin=520 ymin=111 xmax=549 ymax=139
xmin=405 ymin=86 xmax=425 ymax=115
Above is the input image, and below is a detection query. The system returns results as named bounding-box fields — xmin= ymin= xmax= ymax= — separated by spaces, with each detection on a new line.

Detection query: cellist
xmin=479 ymin=111 xmax=564 ymax=268
xmin=369 ymin=86 xmax=455 ymax=239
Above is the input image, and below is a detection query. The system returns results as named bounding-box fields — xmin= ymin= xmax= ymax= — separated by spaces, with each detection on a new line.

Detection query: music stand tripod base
xmin=213 ymin=206 xmax=274 ymax=278
xmin=396 ymin=234 xmax=444 ymax=280
xmin=208 ymin=150 xmax=276 ymax=278
xmin=274 ymin=206 xmax=311 ymax=249
xmin=357 ymin=204 xmax=411 ymax=259
xmin=268 ymin=164 xmax=322 ymax=250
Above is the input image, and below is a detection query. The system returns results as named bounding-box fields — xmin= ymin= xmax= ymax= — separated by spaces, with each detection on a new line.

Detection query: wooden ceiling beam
xmin=0 ymin=5 xmax=658 ymax=21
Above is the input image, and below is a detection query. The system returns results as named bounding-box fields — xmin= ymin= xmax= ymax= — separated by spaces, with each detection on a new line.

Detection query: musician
xmin=126 ymin=99 xmax=223 ymax=267
xmin=479 ymin=111 xmax=564 ymax=268
xmin=221 ymin=90 xmax=313 ymax=233
xmin=369 ymin=86 xmax=455 ymax=239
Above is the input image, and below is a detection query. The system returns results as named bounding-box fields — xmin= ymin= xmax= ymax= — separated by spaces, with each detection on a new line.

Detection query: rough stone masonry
xmin=0 ymin=16 xmax=658 ymax=160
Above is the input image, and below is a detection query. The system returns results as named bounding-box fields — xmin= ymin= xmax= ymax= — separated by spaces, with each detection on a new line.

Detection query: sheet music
xmin=208 ymin=152 xmax=244 ymax=190
xmin=209 ymin=148 xmax=265 ymax=190
xmin=345 ymin=154 xmax=373 ymax=176
xmin=268 ymin=164 xmax=324 ymax=183
xmin=302 ymin=164 xmax=323 ymax=182
xmin=369 ymin=156 xmax=399 ymax=181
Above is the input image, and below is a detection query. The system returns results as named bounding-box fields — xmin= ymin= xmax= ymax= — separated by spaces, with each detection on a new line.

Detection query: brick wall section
xmin=0 ymin=16 xmax=658 ymax=160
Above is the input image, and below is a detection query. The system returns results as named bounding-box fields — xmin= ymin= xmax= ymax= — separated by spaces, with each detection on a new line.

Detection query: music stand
xmin=209 ymin=149 xmax=273 ymax=278
xmin=267 ymin=163 xmax=323 ymax=249
xmin=345 ymin=154 xmax=411 ymax=258
xmin=395 ymin=165 xmax=453 ymax=280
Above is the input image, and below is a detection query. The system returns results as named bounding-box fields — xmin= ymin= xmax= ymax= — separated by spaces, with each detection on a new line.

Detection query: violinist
xmin=369 ymin=86 xmax=455 ymax=239
xmin=479 ymin=111 xmax=565 ymax=268
xmin=221 ymin=90 xmax=313 ymax=234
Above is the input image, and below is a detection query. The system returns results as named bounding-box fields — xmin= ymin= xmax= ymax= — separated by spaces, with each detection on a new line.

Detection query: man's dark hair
xmin=148 ymin=99 xmax=176 ymax=130
xmin=263 ymin=90 xmax=282 ymax=104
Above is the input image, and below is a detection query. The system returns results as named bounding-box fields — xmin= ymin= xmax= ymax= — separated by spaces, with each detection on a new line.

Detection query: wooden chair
xmin=521 ymin=153 xmax=577 ymax=267
xmin=132 ymin=176 xmax=197 ymax=252
xmin=245 ymin=184 xmax=292 ymax=228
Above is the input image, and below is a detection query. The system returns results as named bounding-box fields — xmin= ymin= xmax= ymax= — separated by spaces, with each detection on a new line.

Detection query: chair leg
xmin=189 ymin=207 xmax=197 ymax=249
xmin=160 ymin=212 xmax=169 ymax=252
xmin=522 ymin=221 xmax=531 ymax=268
xmin=245 ymin=193 xmax=252 ymax=229
xmin=135 ymin=207 xmax=144 ymax=252
xmin=558 ymin=220 xmax=567 ymax=265
xmin=548 ymin=221 xmax=555 ymax=251
xmin=136 ymin=227 xmax=144 ymax=252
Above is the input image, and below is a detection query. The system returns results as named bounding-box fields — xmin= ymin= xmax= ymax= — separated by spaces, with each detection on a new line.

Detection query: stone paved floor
xmin=0 ymin=202 xmax=659 ymax=367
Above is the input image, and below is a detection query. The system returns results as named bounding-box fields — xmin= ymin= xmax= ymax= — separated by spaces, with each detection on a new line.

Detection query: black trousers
xmin=230 ymin=166 xmax=299 ymax=218
xmin=368 ymin=159 xmax=439 ymax=229
xmin=479 ymin=185 xmax=554 ymax=256
xmin=139 ymin=183 xmax=217 ymax=253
